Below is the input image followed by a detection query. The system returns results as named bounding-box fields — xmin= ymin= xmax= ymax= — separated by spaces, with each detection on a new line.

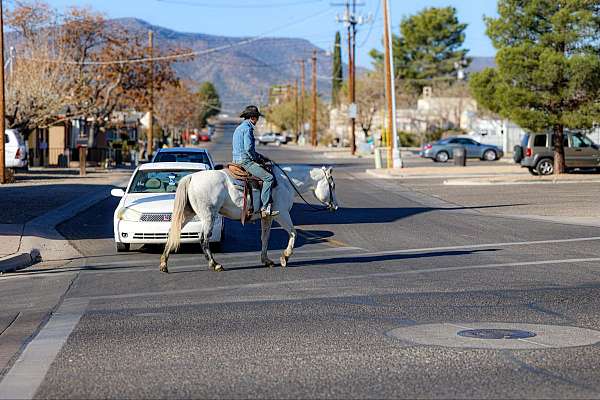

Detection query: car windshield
xmin=129 ymin=170 xmax=198 ymax=193
xmin=154 ymin=151 xmax=210 ymax=165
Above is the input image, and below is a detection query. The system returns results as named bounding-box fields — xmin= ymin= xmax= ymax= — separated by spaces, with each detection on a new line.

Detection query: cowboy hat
xmin=240 ymin=105 xmax=264 ymax=119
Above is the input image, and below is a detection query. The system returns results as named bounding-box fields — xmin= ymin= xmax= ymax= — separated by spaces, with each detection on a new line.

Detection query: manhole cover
xmin=457 ymin=329 xmax=536 ymax=340
xmin=387 ymin=322 xmax=600 ymax=349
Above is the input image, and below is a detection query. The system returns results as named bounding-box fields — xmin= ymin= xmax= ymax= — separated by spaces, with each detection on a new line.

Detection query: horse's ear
xmin=327 ymin=167 xmax=333 ymax=174
xmin=310 ymin=168 xmax=325 ymax=180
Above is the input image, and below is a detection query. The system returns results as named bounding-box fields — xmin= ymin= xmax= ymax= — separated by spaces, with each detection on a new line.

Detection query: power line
xmin=18 ymin=8 xmax=335 ymax=66
xmin=156 ymin=0 xmax=323 ymax=8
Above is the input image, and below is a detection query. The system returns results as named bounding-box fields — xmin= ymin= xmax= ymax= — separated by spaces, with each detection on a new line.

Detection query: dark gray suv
xmin=514 ymin=131 xmax=600 ymax=175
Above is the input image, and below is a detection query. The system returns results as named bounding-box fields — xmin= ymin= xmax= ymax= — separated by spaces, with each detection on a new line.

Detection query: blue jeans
xmin=240 ymin=160 xmax=274 ymax=209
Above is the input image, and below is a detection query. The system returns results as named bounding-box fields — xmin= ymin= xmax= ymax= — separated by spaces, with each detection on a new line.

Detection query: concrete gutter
xmin=444 ymin=177 xmax=600 ymax=186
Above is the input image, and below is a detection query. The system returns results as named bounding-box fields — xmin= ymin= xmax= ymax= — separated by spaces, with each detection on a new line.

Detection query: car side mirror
xmin=111 ymin=188 xmax=125 ymax=197
xmin=214 ymin=164 xmax=224 ymax=170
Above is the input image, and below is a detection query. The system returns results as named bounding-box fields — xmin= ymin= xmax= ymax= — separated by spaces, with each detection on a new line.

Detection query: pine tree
xmin=196 ymin=82 xmax=221 ymax=128
xmin=332 ymin=31 xmax=343 ymax=107
xmin=470 ymin=0 xmax=600 ymax=174
xmin=370 ymin=6 xmax=469 ymax=89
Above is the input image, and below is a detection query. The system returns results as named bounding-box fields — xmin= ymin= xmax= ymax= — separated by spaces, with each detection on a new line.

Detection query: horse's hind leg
xmin=160 ymin=208 xmax=194 ymax=273
xmin=275 ymin=212 xmax=296 ymax=268
xmin=200 ymin=213 xmax=223 ymax=272
xmin=260 ymin=216 xmax=275 ymax=268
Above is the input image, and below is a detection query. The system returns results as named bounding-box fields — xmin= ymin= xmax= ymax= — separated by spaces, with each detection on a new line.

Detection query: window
xmin=129 ymin=170 xmax=198 ymax=194
xmin=533 ymin=135 xmax=547 ymax=147
xmin=571 ymin=134 xmax=593 ymax=148
xmin=154 ymin=151 xmax=211 ymax=166
xmin=520 ymin=134 xmax=530 ymax=148
xmin=4 ymin=134 xmax=8 ymax=144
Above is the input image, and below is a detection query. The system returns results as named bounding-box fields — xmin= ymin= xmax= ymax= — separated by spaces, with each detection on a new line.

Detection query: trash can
xmin=454 ymin=146 xmax=466 ymax=166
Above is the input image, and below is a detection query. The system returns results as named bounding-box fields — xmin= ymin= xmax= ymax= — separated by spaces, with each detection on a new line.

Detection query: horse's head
xmin=310 ymin=166 xmax=339 ymax=212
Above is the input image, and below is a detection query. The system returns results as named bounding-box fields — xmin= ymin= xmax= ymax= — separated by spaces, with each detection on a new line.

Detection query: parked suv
xmin=514 ymin=131 xmax=600 ymax=175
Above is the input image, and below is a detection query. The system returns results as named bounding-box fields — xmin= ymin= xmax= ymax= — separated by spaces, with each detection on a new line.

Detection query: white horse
xmin=160 ymin=165 xmax=338 ymax=273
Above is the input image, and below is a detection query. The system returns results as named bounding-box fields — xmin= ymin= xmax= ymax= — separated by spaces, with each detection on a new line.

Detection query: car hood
xmin=122 ymin=193 xmax=175 ymax=213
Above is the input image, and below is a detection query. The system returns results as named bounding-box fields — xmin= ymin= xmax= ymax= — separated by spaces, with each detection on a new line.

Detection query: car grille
xmin=140 ymin=213 xmax=172 ymax=222
xmin=132 ymin=232 xmax=200 ymax=240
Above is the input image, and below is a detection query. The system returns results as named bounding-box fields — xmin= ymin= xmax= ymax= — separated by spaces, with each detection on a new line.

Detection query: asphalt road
xmin=3 ymin=120 xmax=600 ymax=399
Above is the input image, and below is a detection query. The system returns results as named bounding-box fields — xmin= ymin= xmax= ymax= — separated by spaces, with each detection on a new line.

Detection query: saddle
xmin=226 ymin=163 xmax=263 ymax=225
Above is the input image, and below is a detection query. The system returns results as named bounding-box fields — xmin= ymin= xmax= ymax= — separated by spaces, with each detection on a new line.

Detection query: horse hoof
xmin=213 ymin=264 xmax=224 ymax=272
xmin=160 ymin=265 xmax=169 ymax=274
xmin=263 ymin=260 xmax=275 ymax=268
xmin=280 ymin=256 xmax=288 ymax=268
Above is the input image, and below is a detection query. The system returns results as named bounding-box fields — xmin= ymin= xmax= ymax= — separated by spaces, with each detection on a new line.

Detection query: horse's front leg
xmin=275 ymin=211 xmax=296 ymax=268
xmin=260 ymin=216 xmax=275 ymax=268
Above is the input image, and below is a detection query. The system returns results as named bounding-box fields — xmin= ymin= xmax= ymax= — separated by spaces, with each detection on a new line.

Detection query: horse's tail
xmin=165 ymin=175 xmax=192 ymax=254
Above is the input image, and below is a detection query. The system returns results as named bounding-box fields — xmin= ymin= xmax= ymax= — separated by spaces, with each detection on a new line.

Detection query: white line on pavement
xmin=73 ymin=256 xmax=600 ymax=302
xmin=0 ymin=298 xmax=89 ymax=400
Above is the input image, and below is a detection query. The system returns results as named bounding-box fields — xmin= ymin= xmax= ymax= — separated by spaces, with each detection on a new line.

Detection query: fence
xmin=34 ymin=147 xmax=124 ymax=167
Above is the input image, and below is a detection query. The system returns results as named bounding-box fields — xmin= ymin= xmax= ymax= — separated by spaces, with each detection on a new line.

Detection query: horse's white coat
xmin=160 ymin=165 xmax=338 ymax=271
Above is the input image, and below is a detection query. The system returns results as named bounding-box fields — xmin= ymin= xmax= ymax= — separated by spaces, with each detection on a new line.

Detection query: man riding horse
xmin=232 ymin=105 xmax=279 ymax=218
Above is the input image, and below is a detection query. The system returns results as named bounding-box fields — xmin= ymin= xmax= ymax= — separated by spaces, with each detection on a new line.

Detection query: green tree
xmin=470 ymin=0 xmax=600 ymax=174
xmin=370 ymin=6 xmax=469 ymax=92
xmin=196 ymin=81 xmax=221 ymax=128
xmin=332 ymin=31 xmax=343 ymax=107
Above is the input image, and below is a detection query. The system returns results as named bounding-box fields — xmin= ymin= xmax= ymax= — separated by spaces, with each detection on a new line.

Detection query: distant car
xmin=256 ymin=132 xmax=289 ymax=146
xmin=198 ymin=133 xmax=211 ymax=142
xmin=152 ymin=147 xmax=215 ymax=169
xmin=514 ymin=131 xmax=600 ymax=175
xmin=4 ymin=129 xmax=28 ymax=169
xmin=420 ymin=137 xmax=504 ymax=162
xmin=111 ymin=162 xmax=223 ymax=252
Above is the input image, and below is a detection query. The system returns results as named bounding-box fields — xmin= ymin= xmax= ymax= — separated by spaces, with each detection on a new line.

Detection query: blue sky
xmin=42 ymin=0 xmax=498 ymax=68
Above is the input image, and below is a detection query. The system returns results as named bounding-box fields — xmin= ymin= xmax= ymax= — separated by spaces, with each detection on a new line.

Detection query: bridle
xmin=271 ymin=161 xmax=337 ymax=212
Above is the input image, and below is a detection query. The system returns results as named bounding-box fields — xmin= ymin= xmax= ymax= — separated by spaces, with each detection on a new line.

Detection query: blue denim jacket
xmin=232 ymin=120 xmax=260 ymax=163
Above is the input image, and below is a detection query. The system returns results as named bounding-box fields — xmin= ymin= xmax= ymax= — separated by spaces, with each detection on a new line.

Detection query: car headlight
xmin=117 ymin=207 xmax=142 ymax=222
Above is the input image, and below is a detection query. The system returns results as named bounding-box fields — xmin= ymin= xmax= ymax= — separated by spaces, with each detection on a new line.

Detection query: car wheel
xmin=116 ymin=243 xmax=130 ymax=252
xmin=435 ymin=151 xmax=449 ymax=163
xmin=483 ymin=149 xmax=497 ymax=161
xmin=536 ymin=158 xmax=554 ymax=175
xmin=528 ymin=167 xmax=539 ymax=176
xmin=275 ymin=140 xmax=282 ymax=146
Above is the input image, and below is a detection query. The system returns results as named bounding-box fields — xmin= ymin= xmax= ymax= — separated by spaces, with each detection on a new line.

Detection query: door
xmin=456 ymin=138 xmax=480 ymax=158
xmin=567 ymin=134 xmax=596 ymax=167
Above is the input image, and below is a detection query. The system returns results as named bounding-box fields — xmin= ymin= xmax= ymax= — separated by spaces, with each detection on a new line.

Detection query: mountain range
xmin=116 ymin=19 xmax=496 ymax=113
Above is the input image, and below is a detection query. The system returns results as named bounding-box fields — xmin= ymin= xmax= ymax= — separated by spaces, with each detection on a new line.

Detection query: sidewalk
xmin=0 ymin=168 xmax=130 ymax=272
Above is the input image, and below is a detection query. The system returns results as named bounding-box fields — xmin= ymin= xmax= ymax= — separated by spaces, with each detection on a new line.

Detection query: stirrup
xmin=261 ymin=205 xmax=279 ymax=217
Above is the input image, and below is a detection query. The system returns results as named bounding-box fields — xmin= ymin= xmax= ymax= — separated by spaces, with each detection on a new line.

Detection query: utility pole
xmin=300 ymin=59 xmax=306 ymax=141
xmin=147 ymin=30 xmax=154 ymax=160
xmin=311 ymin=50 xmax=318 ymax=147
xmin=294 ymin=78 xmax=299 ymax=142
xmin=334 ymin=0 xmax=371 ymax=156
xmin=0 ymin=2 xmax=6 ymax=184
xmin=347 ymin=3 xmax=355 ymax=155
xmin=382 ymin=0 xmax=402 ymax=168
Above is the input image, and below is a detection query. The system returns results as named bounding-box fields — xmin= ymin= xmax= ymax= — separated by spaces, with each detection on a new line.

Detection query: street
xmin=2 ymin=121 xmax=600 ymax=399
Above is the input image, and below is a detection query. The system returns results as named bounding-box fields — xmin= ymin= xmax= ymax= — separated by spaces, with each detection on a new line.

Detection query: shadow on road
xmin=290 ymin=203 xmax=530 ymax=225
xmin=222 ymin=248 xmax=500 ymax=272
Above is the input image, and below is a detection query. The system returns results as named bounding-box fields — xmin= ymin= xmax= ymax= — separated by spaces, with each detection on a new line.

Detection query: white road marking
xmin=357 ymin=236 xmax=600 ymax=256
xmin=71 ymin=256 xmax=600 ymax=301
xmin=0 ymin=298 xmax=89 ymax=400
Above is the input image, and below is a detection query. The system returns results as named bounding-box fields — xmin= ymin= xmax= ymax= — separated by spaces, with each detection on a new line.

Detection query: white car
xmin=4 ymin=129 xmax=28 ymax=168
xmin=111 ymin=162 xmax=223 ymax=252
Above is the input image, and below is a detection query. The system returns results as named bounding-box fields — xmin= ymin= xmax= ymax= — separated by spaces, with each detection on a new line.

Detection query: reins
xmin=269 ymin=160 xmax=332 ymax=212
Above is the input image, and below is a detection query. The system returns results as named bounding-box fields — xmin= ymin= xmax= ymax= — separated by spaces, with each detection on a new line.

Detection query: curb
xmin=0 ymin=249 xmax=41 ymax=273
xmin=444 ymin=178 xmax=600 ymax=186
